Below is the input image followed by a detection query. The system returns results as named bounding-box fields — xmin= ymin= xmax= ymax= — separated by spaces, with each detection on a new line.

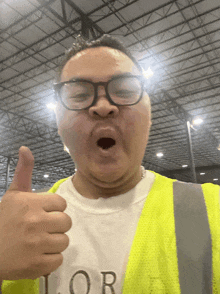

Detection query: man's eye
xmin=69 ymin=93 xmax=90 ymax=99
xmin=114 ymin=90 xmax=136 ymax=97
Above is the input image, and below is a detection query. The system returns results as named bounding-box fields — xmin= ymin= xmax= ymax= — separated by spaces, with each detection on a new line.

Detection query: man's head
xmin=54 ymin=34 xmax=151 ymax=192
xmin=55 ymin=34 xmax=143 ymax=83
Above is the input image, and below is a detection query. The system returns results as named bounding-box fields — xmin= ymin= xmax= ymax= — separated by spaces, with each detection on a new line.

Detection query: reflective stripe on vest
xmin=174 ymin=181 xmax=212 ymax=294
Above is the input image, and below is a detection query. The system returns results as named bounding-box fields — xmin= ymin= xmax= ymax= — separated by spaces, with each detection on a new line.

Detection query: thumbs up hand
xmin=0 ymin=146 xmax=72 ymax=280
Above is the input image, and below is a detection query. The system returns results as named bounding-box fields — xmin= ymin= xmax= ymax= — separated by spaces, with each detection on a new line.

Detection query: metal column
xmin=186 ymin=121 xmax=197 ymax=183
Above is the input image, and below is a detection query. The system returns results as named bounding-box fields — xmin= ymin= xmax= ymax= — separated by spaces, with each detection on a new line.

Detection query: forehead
xmin=61 ymin=46 xmax=140 ymax=82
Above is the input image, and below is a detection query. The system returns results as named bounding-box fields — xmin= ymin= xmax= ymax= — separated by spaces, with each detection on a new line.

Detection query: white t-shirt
xmin=39 ymin=170 xmax=155 ymax=294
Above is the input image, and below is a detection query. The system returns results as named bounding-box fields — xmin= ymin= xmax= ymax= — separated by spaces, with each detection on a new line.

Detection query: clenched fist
xmin=0 ymin=146 xmax=72 ymax=280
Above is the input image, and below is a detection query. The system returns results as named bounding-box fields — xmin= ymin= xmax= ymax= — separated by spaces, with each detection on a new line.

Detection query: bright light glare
xmin=156 ymin=152 xmax=163 ymax=158
xmin=143 ymin=67 xmax=154 ymax=79
xmin=44 ymin=174 xmax=49 ymax=178
xmin=47 ymin=103 xmax=56 ymax=110
xmin=192 ymin=118 xmax=203 ymax=125
xmin=213 ymin=178 xmax=218 ymax=181
xmin=182 ymin=165 xmax=188 ymax=168
xmin=200 ymin=172 xmax=205 ymax=175
xmin=64 ymin=145 xmax=69 ymax=153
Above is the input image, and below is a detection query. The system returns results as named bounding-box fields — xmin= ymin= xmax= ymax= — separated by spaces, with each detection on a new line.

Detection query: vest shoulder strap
xmin=173 ymin=180 xmax=213 ymax=293
xmin=47 ymin=177 xmax=70 ymax=193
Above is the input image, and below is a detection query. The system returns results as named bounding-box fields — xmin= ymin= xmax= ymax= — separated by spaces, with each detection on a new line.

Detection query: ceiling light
xmin=217 ymin=144 xmax=220 ymax=151
xmin=32 ymin=189 xmax=35 ymax=191
xmin=182 ymin=164 xmax=188 ymax=168
xmin=143 ymin=67 xmax=154 ymax=79
xmin=44 ymin=174 xmax=49 ymax=178
xmin=213 ymin=178 xmax=218 ymax=181
xmin=156 ymin=152 xmax=163 ymax=158
xmin=200 ymin=172 xmax=205 ymax=175
xmin=192 ymin=118 xmax=203 ymax=125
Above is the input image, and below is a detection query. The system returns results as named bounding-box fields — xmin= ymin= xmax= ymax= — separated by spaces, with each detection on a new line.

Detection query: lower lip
xmin=96 ymin=144 xmax=117 ymax=156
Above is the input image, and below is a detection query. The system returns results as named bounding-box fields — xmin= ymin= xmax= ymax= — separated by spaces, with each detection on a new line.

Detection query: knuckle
xmin=27 ymin=214 xmax=39 ymax=224
xmin=63 ymin=213 xmax=72 ymax=230
xmin=63 ymin=234 xmax=70 ymax=248
xmin=25 ymin=234 xmax=41 ymax=250
xmin=58 ymin=253 xmax=64 ymax=266
xmin=28 ymin=258 xmax=45 ymax=274
xmin=24 ymin=215 xmax=41 ymax=233
xmin=57 ymin=194 xmax=67 ymax=209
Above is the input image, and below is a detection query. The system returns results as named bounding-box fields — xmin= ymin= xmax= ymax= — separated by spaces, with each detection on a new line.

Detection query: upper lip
xmin=93 ymin=126 xmax=118 ymax=144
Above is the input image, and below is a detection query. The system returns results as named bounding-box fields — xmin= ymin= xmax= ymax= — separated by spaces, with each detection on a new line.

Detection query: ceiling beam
xmin=63 ymin=0 xmax=105 ymax=36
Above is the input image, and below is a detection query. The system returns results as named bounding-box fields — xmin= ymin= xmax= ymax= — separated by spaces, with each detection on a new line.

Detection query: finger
xmin=46 ymin=212 xmax=72 ymax=233
xmin=8 ymin=146 xmax=34 ymax=192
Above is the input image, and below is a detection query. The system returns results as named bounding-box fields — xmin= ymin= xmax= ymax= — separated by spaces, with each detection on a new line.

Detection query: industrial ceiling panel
xmin=36 ymin=17 xmax=61 ymax=34
xmin=66 ymin=0 xmax=103 ymax=13
xmin=6 ymin=0 xmax=36 ymax=15
xmin=0 ymin=2 xmax=21 ymax=29
xmin=0 ymin=0 xmax=220 ymax=197
xmin=14 ymin=24 xmax=47 ymax=46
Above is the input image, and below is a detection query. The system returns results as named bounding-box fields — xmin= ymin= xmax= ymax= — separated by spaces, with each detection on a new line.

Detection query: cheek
xmin=57 ymin=111 xmax=81 ymax=147
xmin=125 ymin=108 xmax=151 ymax=151
xmin=127 ymin=108 xmax=150 ymax=134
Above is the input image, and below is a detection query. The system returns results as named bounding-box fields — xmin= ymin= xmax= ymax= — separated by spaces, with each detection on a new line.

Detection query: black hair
xmin=55 ymin=34 xmax=143 ymax=82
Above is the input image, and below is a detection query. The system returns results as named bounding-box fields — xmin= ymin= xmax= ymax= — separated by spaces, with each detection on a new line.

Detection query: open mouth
xmin=96 ymin=137 xmax=116 ymax=150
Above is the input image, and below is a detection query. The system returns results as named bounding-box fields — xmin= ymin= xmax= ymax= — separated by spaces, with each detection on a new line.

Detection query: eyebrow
xmin=67 ymin=72 xmax=135 ymax=82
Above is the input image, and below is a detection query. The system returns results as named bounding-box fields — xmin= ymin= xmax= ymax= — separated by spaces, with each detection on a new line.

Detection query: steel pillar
xmin=186 ymin=121 xmax=197 ymax=183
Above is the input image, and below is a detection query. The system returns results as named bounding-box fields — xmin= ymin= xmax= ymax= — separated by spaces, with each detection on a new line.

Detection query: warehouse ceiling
xmin=0 ymin=0 xmax=220 ymax=196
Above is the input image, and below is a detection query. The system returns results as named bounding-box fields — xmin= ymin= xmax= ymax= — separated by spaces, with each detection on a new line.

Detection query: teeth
xmin=97 ymin=138 xmax=116 ymax=149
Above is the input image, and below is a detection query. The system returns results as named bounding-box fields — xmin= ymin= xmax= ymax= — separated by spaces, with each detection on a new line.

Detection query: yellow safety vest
xmin=2 ymin=171 xmax=220 ymax=293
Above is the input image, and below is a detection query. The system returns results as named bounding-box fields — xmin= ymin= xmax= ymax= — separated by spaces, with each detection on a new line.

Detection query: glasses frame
xmin=53 ymin=74 xmax=146 ymax=111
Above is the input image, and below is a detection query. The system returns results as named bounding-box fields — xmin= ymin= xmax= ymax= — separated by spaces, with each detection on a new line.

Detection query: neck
xmin=72 ymin=166 xmax=145 ymax=199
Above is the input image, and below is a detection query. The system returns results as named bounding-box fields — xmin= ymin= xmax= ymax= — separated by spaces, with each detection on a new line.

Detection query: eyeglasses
xmin=53 ymin=74 xmax=146 ymax=111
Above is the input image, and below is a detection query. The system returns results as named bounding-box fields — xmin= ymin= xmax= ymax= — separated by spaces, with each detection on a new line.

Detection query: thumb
xmin=8 ymin=146 xmax=35 ymax=192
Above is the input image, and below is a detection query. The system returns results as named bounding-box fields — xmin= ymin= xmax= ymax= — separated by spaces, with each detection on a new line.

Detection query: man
xmin=55 ymin=35 xmax=152 ymax=200
xmin=0 ymin=35 xmax=219 ymax=294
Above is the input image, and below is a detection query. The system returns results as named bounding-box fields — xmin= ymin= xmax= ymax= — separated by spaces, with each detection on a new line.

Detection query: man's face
xmin=55 ymin=46 xmax=151 ymax=183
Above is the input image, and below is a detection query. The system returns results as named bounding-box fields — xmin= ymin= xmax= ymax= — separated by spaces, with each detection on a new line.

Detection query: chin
xmin=90 ymin=164 xmax=128 ymax=184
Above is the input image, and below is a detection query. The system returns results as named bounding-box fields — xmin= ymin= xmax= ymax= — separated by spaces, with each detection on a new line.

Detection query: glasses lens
xmin=108 ymin=76 xmax=142 ymax=105
xmin=60 ymin=81 xmax=94 ymax=109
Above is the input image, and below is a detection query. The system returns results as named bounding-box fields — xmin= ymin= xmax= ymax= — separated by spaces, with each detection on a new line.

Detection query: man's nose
xmin=88 ymin=85 xmax=119 ymax=118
